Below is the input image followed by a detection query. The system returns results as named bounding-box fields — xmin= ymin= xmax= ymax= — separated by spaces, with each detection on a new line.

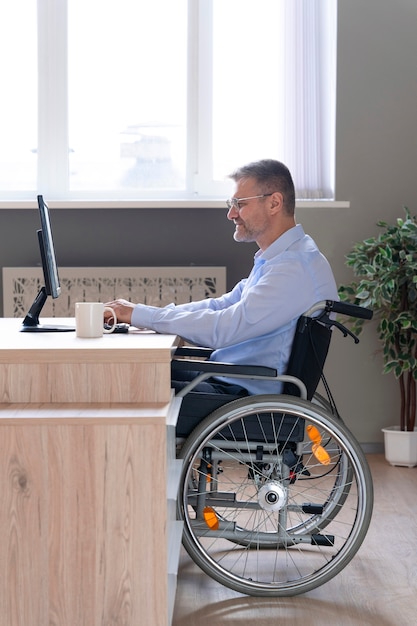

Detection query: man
xmin=105 ymin=159 xmax=338 ymax=395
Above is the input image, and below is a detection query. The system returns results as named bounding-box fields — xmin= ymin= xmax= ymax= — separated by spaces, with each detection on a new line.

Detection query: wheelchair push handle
xmin=326 ymin=300 xmax=373 ymax=320
xmin=302 ymin=300 xmax=373 ymax=344
xmin=303 ymin=300 xmax=373 ymax=320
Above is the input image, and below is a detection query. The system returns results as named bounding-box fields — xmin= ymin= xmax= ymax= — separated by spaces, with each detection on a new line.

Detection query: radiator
xmin=2 ymin=266 xmax=226 ymax=318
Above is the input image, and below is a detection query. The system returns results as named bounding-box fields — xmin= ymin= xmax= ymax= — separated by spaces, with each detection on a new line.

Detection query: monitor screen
xmin=20 ymin=195 xmax=74 ymax=332
xmin=37 ymin=194 xmax=61 ymax=298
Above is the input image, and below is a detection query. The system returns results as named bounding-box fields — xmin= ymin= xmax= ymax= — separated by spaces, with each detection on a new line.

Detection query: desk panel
xmin=0 ymin=319 xmax=179 ymax=404
xmin=0 ymin=408 xmax=169 ymax=625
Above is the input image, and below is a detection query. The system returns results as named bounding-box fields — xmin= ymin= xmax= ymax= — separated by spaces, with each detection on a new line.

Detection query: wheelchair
xmin=173 ymin=300 xmax=374 ymax=597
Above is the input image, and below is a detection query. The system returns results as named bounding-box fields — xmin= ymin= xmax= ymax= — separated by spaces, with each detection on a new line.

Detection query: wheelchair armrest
xmin=171 ymin=357 xmax=277 ymax=378
xmin=173 ymin=346 xmax=214 ymax=358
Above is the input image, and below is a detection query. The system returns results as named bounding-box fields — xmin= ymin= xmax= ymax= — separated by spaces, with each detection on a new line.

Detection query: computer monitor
xmin=20 ymin=195 xmax=75 ymax=332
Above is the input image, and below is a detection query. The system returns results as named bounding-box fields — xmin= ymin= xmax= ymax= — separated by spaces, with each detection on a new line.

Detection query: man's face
xmin=227 ymin=177 xmax=271 ymax=246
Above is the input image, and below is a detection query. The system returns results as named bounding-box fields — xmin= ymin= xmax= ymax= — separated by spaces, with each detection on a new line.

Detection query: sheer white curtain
xmin=282 ymin=0 xmax=337 ymax=199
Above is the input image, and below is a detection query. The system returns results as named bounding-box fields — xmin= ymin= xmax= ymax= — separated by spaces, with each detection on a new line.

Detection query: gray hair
xmin=229 ymin=159 xmax=296 ymax=215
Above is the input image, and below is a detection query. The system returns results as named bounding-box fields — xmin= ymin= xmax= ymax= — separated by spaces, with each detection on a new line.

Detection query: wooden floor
xmin=172 ymin=454 xmax=417 ymax=625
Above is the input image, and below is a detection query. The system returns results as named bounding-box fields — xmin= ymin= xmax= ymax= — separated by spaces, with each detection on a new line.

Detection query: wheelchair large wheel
xmin=177 ymin=395 xmax=373 ymax=597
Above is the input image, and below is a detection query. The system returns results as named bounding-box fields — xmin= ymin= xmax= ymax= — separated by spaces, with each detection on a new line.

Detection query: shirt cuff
xmin=131 ymin=303 xmax=156 ymax=329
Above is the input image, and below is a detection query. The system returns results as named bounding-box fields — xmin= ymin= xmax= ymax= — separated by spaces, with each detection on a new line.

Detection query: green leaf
xmin=399 ymin=318 xmax=412 ymax=329
xmin=356 ymin=290 xmax=370 ymax=300
xmin=394 ymin=364 xmax=404 ymax=378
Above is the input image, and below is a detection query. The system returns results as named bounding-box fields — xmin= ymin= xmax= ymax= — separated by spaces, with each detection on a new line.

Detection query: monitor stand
xmin=21 ymin=323 xmax=75 ymax=333
xmin=20 ymin=286 xmax=75 ymax=333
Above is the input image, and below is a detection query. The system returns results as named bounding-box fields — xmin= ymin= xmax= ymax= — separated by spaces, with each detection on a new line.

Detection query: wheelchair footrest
xmin=302 ymin=503 xmax=324 ymax=514
xmin=311 ymin=534 xmax=335 ymax=547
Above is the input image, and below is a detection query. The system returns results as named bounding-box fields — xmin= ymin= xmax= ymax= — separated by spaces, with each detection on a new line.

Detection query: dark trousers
xmin=171 ymin=366 xmax=249 ymax=396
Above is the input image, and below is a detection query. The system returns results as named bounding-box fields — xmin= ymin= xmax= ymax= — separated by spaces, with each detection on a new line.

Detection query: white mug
xmin=75 ymin=302 xmax=117 ymax=338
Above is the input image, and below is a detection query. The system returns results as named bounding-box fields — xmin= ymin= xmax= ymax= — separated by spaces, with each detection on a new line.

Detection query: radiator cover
xmin=2 ymin=266 xmax=226 ymax=317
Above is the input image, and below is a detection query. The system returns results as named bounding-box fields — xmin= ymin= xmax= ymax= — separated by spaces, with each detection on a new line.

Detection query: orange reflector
xmin=203 ymin=506 xmax=219 ymax=530
xmin=312 ymin=443 xmax=331 ymax=465
xmin=307 ymin=425 xmax=331 ymax=465
xmin=307 ymin=424 xmax=321 ymax=444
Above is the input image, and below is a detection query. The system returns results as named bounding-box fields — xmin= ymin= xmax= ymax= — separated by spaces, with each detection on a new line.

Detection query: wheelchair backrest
xmin=283 ymin=316 xmax=332 ymax=400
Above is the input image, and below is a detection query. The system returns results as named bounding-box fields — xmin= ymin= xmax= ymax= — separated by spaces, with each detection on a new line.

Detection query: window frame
xmin=0 ymin=0 xmax=338 ymax=205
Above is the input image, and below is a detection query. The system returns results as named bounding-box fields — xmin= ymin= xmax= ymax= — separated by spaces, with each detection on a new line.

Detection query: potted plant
xmin=338 ymin=207 xmax=417 ymax=466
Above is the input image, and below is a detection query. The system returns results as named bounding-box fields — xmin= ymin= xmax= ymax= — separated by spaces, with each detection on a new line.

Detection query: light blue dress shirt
xmin=131 ymin=224 xmax=338 ymax=394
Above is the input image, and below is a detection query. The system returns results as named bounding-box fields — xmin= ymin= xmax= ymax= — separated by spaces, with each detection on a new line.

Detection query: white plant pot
xmin=382 ymin=426 xmax=417 ymax=467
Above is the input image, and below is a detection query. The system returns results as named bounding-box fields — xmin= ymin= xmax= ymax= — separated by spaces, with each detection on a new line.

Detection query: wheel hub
xmin=258 ymin=481 xmax=287 ymax=512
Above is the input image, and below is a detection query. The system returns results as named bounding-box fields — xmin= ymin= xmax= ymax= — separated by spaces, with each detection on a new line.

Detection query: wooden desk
xmin=0 ymin=319 xmax=182 ymax=626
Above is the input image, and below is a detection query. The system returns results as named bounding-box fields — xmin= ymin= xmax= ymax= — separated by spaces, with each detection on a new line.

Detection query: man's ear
xmin=269 ymin=191 xmax=284 ymax=215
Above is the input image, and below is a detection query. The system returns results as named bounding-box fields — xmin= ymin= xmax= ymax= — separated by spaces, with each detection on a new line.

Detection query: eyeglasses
xmin=226 ymin=193 xmax=273 ymax=211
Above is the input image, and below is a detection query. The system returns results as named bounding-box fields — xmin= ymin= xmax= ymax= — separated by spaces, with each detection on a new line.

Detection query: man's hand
xmin=104 ymin=299 xmax=135 ymax=325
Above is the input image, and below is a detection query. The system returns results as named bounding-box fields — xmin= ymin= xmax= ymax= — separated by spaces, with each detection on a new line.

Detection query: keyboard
xmin=104 ymin=323 xmax=130 ymax=333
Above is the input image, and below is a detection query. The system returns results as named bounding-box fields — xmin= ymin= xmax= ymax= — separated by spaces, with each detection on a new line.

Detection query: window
xmin=0 ymin=0 xmax=337 ymax=202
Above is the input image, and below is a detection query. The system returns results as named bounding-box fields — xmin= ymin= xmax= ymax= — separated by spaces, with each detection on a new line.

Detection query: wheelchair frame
xmin=173 ymin=300 xmax=374 ymax=597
